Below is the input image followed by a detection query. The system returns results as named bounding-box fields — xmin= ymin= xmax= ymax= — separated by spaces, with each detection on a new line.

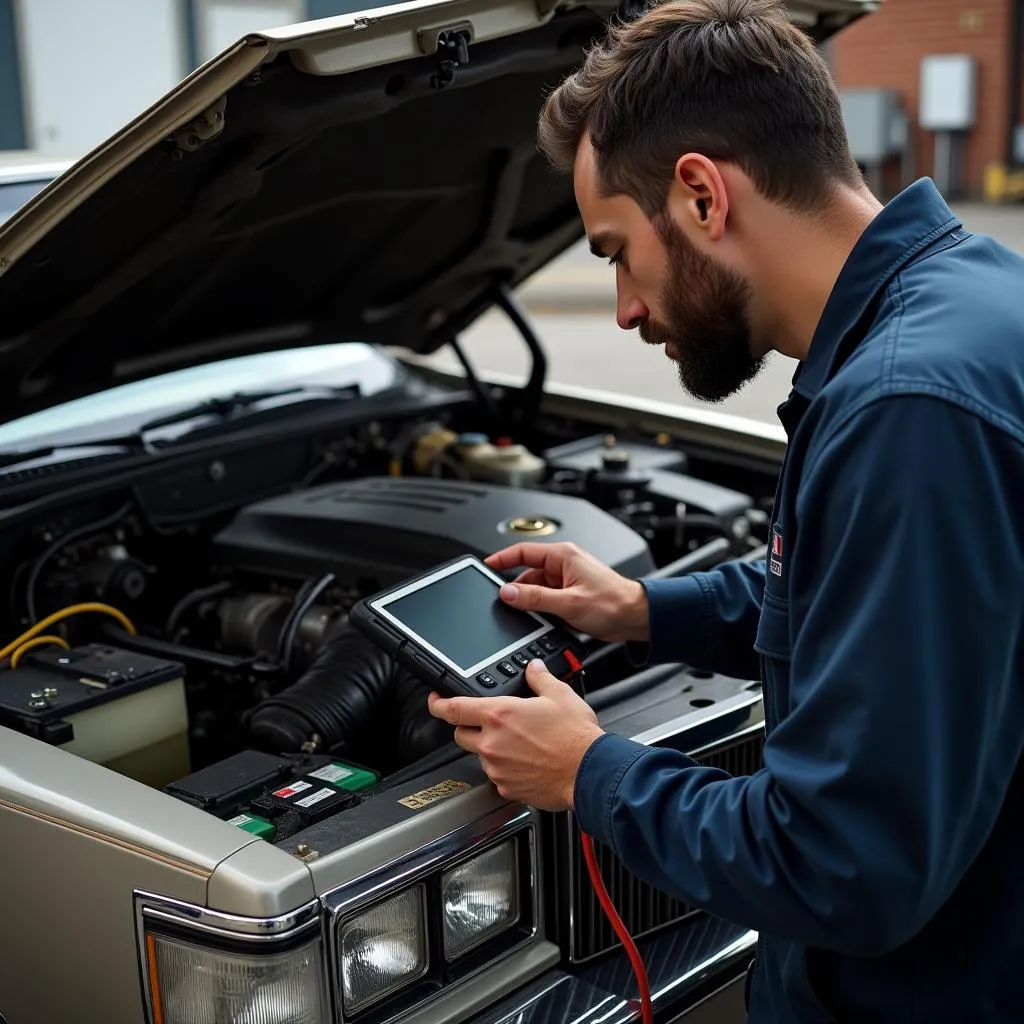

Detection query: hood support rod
xmin=449 ymin=337 xmax=502 ymax=430
xmin=494 ymin=282 xmax=547 ymax=442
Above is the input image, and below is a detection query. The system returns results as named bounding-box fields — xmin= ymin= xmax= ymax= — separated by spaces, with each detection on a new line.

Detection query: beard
xmin=639 ymin=216 xmax=764 ymax=404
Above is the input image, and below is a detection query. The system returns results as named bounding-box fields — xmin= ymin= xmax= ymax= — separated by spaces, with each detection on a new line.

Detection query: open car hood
xmin=0 ymin=0 xmax=876 ymax=422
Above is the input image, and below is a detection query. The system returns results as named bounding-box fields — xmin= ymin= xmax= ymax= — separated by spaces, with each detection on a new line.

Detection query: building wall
xmin=0 ymin=0 xmax=414 ymax=153
xmin=831 ymin=0 xmax=1012 ymax=197
xmin=0 ymin=0 xmax=26 ymax=149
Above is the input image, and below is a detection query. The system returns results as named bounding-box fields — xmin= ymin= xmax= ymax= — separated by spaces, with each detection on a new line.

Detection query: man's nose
xmin=616 ymin=291 xmax=648 ymax=332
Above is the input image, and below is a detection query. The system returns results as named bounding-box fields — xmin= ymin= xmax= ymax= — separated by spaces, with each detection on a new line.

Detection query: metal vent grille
xmin=560 ymin=726 xmax=765 ymax=963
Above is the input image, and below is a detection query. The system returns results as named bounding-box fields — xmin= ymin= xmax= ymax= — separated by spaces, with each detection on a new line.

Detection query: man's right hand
xmin=485 ymin=542 xmax=650 ymax=644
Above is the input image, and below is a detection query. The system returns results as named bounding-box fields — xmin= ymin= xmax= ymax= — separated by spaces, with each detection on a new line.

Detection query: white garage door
xmin=13 ymin=0 xmax=187 ymax=157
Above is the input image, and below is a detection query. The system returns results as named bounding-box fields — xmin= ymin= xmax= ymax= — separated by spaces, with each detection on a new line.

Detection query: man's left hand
xmin=427 ymin=659 xmax=604 ymax=811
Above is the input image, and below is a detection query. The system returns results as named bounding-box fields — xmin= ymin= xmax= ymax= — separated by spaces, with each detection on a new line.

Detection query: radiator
xmin=555 ymin=723 xmax=765 ymax=963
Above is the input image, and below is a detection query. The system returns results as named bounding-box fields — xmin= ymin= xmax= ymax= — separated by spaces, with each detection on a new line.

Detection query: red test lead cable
xmin=563 ymin=650 xmax=653 ymax=1024
xmin=580 ymin=831 xmax=654 ymax=1024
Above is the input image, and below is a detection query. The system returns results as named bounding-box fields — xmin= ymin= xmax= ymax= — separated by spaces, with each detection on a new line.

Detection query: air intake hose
xmin=248 ymin=620 xmax=452 ymax=768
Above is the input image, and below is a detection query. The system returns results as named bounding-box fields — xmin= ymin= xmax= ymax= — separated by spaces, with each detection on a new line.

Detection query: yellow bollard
xmin=984 ymin=162 xmax=1008 ymax=205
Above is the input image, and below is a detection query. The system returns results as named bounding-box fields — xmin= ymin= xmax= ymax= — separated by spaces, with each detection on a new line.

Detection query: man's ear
xmin=668 ymin=154 xmax=728 ymax=241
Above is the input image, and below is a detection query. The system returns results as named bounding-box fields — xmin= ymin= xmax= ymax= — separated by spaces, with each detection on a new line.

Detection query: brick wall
xmin=831 ymin=0 xmax=1012 ymax=196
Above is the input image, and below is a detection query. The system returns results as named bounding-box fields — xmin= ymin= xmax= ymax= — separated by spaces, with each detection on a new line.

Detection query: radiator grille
xmin=562 ymin=726 xmax=765 ymax=963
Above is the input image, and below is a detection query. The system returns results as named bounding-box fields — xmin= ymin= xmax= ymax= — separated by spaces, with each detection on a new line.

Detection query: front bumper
xmin=466 ymin=917 xmax=756 ymax=1024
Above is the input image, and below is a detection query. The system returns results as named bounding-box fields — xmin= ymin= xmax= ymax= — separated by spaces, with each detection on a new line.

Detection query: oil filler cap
xmin=502 ymin=516 xmax=559 ymax=537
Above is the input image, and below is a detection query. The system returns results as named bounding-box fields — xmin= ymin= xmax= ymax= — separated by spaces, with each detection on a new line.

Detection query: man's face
xmin=573 ymin=142 xmax=764 ymax=404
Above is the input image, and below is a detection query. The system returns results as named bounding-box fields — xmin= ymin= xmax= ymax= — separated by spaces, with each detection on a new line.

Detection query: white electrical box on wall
xmin=919 ymin=54 xmax=977 ymax=132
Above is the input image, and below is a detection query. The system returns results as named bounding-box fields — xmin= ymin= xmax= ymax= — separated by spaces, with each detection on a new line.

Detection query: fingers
xmin=486 ymin=542 xmax=575 ymax=572
xmin=427 ymin=692 xmax=487 ymax=728
xmin=453 ymin=724 xmax=483 ymax=754
xmin=524 ymin=658 xmax=560 ymax=696
xmin=500 ymin=580 xmax=573 ymax=616
xmin=512 ymin=568 xmax=548 ymax=588
xmin=485 ymin=543 xmax=547 ymax=571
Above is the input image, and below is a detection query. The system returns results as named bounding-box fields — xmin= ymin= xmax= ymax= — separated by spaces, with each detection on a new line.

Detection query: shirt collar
xmin=791 ymin=178 xmax=962 ymax=400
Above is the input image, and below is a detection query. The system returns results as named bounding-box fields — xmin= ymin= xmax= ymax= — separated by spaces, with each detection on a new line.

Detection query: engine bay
xmin=0 ymin=351 xmax=776 ymax=846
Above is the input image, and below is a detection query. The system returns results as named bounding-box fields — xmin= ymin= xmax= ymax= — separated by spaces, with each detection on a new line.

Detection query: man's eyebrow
xmin=588 ymin=233 xmax=611 ymax=258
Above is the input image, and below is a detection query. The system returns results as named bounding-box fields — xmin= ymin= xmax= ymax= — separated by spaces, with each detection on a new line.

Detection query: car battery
xmin=164 ymin=750 xmax=301 ymax=819
xmin=0 ymin=643 xmax=189 ymax=788
xmin=166 ymin=752 xmax=380 ymax=842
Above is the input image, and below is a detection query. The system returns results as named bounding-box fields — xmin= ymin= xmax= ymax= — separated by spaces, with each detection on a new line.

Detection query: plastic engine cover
xmin=214 ymin=476 xmax=655 ymax=587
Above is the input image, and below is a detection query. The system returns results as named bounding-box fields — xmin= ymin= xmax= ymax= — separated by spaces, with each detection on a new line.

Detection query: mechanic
xmin=428 ymin=0 xmax=1024 ymax=1020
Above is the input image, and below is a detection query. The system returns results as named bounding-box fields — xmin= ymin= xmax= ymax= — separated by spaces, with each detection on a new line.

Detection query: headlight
xmin=144 ymin=932 xmax=328 ymax=1024
xmin=442 ymin=839 xmax=519 ymax=960
xmin=339 ymin=885 xmax=429 ymax=1013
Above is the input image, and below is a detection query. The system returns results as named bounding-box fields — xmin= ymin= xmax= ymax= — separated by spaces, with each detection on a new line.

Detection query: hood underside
xmin=0 ymin=0 xmax=876 ymax=423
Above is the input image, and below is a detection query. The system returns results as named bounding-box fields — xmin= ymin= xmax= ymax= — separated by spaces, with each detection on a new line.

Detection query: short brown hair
xmin=538 ymin=0 xmax=861 ymax=215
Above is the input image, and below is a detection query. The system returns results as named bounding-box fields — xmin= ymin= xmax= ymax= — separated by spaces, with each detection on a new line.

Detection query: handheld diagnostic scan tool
xmin=350 ymin=555 xmax=586 ymax=699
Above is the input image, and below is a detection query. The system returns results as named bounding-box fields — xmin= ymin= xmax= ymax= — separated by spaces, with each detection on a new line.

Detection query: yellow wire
xmin=0 ymin=602 xmax=137 ymax=663
xmin=10 ymin=635 xmax=70 ymax=668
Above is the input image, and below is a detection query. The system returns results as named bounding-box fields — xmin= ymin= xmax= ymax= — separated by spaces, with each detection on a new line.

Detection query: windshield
xmin=0 ymin=178 xmax=49 ymax=225
xmin=0 ymin=172 xmax=407 ymax=455
xmin=0 ymin=343 xmax=403 ymax=452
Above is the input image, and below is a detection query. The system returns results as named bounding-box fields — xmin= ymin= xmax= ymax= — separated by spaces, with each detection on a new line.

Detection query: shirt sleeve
xmin=574 ymin=395 xmax=1024 ymax=957
xmin=626 ymin=559 xmax=765 ymax=680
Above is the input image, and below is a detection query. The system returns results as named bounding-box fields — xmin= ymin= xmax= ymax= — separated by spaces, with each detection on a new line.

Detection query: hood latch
xmin=420 ymin=26 xmax=471 ymax=89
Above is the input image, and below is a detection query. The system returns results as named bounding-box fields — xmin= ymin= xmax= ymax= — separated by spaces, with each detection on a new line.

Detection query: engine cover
xmin=214 ymin=476 xmax=655 ymax=586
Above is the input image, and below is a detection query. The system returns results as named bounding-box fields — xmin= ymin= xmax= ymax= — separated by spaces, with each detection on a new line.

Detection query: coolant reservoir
xmin=458 ymin=435 xmax=546 ymax=487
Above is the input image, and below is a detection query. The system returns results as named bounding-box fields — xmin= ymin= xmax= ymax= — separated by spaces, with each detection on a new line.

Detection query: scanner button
xmin=511 ymin=652 xmax=530 ymax=668
xmin=527 ymin=643 xmax=543 ymax=658
xmin=497 ymin=661 xmax=518 ymax=677
xmin=539 ymin=636 xmax=558 ymax=653
xmin=477 ymin=672 xmax=497 ymax=688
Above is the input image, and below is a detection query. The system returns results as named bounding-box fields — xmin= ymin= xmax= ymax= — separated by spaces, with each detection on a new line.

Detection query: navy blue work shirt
xmin=573 ymin=178 xmax=1024 ymax=1022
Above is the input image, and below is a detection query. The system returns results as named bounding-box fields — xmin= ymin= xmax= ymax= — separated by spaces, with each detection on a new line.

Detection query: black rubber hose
xmin=249 ymin=621 xmax=454 ymax=768
xmin=393 ymin=670 xmax=455 ymax=762
xmin=249 ymin=622 xmax=392 ymax=760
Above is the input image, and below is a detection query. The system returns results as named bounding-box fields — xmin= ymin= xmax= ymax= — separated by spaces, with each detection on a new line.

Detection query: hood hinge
xmin=171 ymin=96 xmax=227 ymax=155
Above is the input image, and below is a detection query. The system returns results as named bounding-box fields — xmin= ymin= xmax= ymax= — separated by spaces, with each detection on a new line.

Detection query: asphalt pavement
xmin=423 ymin=202 xmax=1024 ymax=426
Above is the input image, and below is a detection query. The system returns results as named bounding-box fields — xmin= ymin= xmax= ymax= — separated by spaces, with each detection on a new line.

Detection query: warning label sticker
xmin=309 ymin=764 xmax=354 ymax=784
xmin=273 ymin=780 xmax=312 ymax=799
xmin=226 ymin=814 xmax=252 ymax=827
xmin=295 ymin=787 xmax=335 ymax=809
xmin=398 ymin=779 xmax=471 ymax=810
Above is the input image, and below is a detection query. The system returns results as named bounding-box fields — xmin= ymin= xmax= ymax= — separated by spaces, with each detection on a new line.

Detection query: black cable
xmin=642 ymin=537 xmax=733 ymax=581
xmin=585 ymin=663 xmax=681 ymax=711
xmin=25 ymin=500 xmax=134 ymax=623
xmin=166 ymin=579 xmax=233 ymax=638
xmin=277 ymin=573 xmax=335 ymax=675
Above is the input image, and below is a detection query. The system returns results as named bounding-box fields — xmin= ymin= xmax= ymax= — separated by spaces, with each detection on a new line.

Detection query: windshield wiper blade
xmin=0 ymin=438 xmax=146 ymax=471
xmin=0 ymin=386 xmax=364 ymax=471
xmin=139 ymin=384 xmax=360 ymax=434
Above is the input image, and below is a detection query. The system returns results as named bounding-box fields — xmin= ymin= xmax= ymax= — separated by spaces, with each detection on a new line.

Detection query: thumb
xmin=500 ymin=581 xmax=571 ymax=616
xmin=525 ymin=658 xmax=561 ymax=696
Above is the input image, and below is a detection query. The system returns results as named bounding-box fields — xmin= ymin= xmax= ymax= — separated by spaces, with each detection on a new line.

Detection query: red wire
xmin=580 ymin=831 xmax=654 ymax=1024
